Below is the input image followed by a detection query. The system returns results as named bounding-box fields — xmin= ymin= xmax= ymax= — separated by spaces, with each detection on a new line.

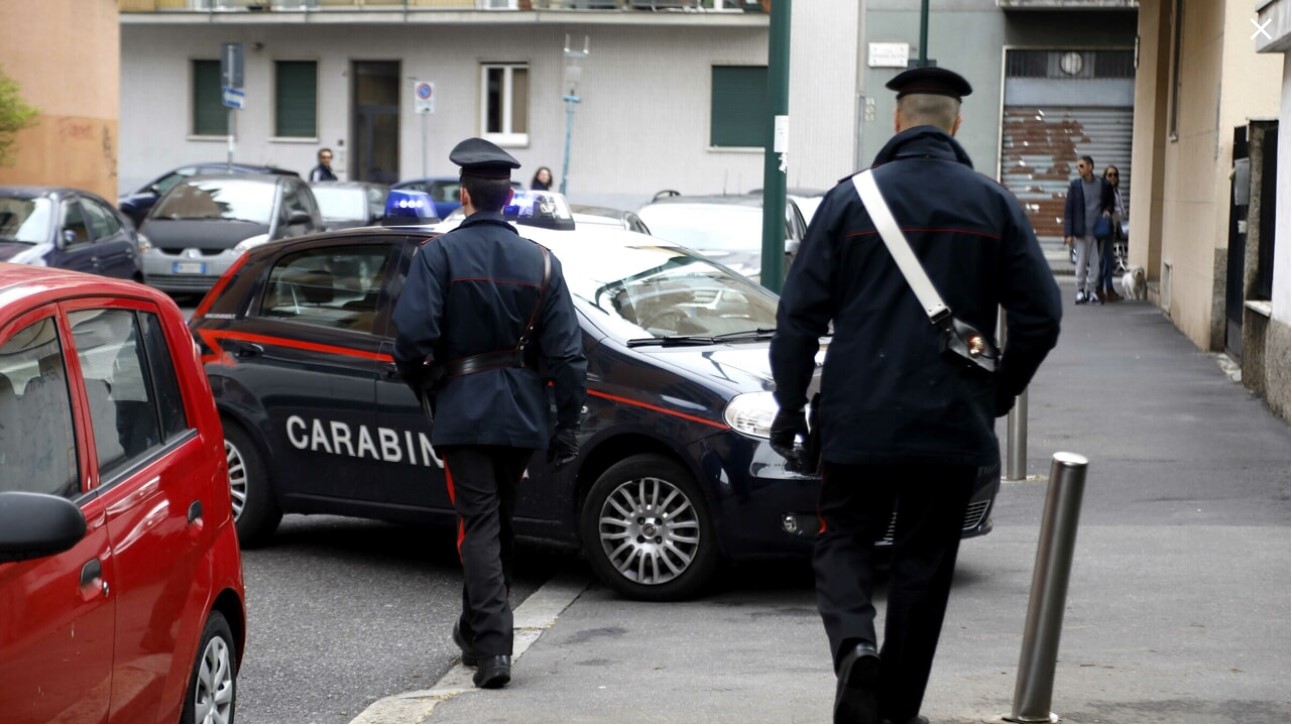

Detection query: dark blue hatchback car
xmin=119 ymin=162 xmax=299 ymax=227
xmin=190 ymin=212 xmax=999 ymax=600
xmin=0 ymin=186 xmax=143 ymax=281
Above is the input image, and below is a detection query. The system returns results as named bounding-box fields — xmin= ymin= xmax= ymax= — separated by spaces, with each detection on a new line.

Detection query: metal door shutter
xmin=1001 ymin=106 xmax=1134 ymax=244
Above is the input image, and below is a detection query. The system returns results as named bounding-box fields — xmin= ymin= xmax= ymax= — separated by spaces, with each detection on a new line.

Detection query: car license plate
xmin=173 ymin=261 xmax=205 ymax=275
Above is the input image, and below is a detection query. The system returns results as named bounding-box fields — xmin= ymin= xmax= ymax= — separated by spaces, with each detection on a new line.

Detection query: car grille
xmin=160 ymin=247 xmax=226 ymax=257
xmin=879 ymin=499 xmax=991 ymax=543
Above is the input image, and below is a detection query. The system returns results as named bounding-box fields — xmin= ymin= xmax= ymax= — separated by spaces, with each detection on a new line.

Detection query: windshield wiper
xmin=625 ymin=328 xmax=777 ymax=348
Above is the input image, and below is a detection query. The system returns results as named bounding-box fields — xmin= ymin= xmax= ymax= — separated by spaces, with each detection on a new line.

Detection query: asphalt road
xmin=234 ymin=514 xmax=571 ymax=724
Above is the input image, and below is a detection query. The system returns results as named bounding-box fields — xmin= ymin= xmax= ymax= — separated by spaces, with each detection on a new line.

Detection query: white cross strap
xmin=852 ymin=170 xmax=951 ymax=323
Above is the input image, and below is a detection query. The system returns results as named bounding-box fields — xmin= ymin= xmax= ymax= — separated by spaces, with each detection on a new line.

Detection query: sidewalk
xmin=355 ymin=279 xmax=1290 ymax=724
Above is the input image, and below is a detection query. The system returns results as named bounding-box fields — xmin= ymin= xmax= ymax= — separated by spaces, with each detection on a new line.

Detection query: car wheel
xmin=580 ymin=454 xmax=719 ymax=601
xmin=181 ymin=611 xmax=237 ymax=724
xmin=224 ymin=419 xmax=281 ymax=547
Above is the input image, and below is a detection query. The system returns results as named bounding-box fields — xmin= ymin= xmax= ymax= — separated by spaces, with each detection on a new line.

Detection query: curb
xmin=349 ymin=574 xmax=592 ymax=724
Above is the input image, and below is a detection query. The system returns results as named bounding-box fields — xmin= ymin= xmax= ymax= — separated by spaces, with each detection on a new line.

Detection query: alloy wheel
xmin=596 ymin=476 xmax=701 ymax=586
xmin=225 ymin=439 xmax=248 ymax=520
xmin=193 ymin=635 xmax=235 ymax=724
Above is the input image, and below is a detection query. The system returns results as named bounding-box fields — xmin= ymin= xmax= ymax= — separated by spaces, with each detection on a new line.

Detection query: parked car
xmin=636 ymin=191 xmax=808 ymax=283
xmin=391 ymin=176 xmax=524 ymax=219
xmin=188 ymin=191 xmax=999 ymax=601
xmin=0 ymin=186 xmax=144 ymax=281
xmin=748 ymin=187 xmax=827 ymax=226
xmin=139 ymin=174 xmax=323 ymax=294
xmin=119 ymin=162 xmax=299 ymax=227
xmin=0 ymin=263 xmax=246 ymax=723
xmin=569 ymin=204 xmax=652 ymax=234
xmin=309 ymin=180 xmax=392 ymax=231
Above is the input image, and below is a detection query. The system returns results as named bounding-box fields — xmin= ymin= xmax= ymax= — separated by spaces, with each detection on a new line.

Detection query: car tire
xmin=181 ymin=611 xmax=237 ymax=724
xmin=224 ymin=419 xmax=281 ymax=547
xmin=580 ymin=454 xmax=719 ymax=601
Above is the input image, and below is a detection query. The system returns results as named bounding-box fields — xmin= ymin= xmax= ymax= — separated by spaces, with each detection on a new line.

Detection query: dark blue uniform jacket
xmin=392 ymin=211 xmax=588 ymax=449
xmin=770 ymin=126 xmax=1062 ymax=467
xmin=1061 ymin=176 xmax=1115 ymax=238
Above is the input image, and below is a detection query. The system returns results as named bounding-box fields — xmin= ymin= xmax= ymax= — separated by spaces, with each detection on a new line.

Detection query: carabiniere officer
xmin=392 ymin=137 xmax=588 ymax=689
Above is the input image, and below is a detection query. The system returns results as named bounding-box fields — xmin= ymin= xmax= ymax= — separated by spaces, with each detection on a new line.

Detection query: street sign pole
xmin=221 ymin=43 xmax=244 ymax=172
xmin=560 ymin=35 xmax=590 ymax=197
xmin=421 ymin=112 xmax=428 ymax=178
xmin=227 ymin=109 xmax=234 ymax=172
xmin=760 ymin=0 xmax=791 ymax=293
xmin=413 ymin=80 xmax=435 ymax=179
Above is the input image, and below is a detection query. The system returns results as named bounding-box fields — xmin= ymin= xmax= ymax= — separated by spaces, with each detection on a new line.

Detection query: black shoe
xmin=833 ymin=642 xmax=880 ymax=724
xmin=453 ymin=623 xmax=478 ymax=668
xmin=882 ymin=717 xmax=928 ymax=724
xmin=473 ymin=655 xmax=511 ymax=689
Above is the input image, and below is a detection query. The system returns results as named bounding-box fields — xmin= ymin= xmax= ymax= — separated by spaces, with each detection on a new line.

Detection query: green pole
xmin=760 ymin=0 xmax=791 ymax=293
xmin=918 ymin=0 xmax=929 ymax=66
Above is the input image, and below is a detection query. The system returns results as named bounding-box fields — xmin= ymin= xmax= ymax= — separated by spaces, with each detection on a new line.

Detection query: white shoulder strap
xmin=852 ymin=170 xmax=950 ymax=323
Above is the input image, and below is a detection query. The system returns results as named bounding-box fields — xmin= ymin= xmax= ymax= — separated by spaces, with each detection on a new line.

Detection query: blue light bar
xmin=381 ymin=189 xmax=437 ymax=225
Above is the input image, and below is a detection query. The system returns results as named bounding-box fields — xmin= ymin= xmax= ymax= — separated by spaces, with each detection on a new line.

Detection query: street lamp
xmin=560 ymin=35 xmax=590 ymax=197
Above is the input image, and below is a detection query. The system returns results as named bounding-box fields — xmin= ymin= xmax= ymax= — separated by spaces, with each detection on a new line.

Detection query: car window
xmin=0 ymin=317 xmax=79 ymax=498
xmin=281 ymin=182 xmax=311 ymax=225
xmin=312 ymin=187 xmax=366 ymax=222
xmin=153 ymin=167 xmax=196 ymax=195
xmin=152 ymin=178 xmax=275 ymax=224
xmin=0 ymin=196 xmax=53 ymax=244
xmin=60 ymin=200 xmax=92 ymax=247
xmin=69 ymin=309 xmax=164 ymax=481
xmin=366 ymin=186 xmax=388 ymax=220
xmin=138 ymin=312 xmax=188 ymax=440
xmin=259 ymin=244 xmax=393 ymax=333
xmin=82 ymin=198 xmax=124 ymax=241
xmin=429 ymin=181 xmax=461 ymax=203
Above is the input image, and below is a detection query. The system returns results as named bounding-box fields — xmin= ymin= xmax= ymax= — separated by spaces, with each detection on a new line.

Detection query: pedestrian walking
xmin=1063 ymin=155 xmax=1115 ymax=304
xmin=530 ymin=166 xmax=553 ymax=191
xmin=1100 ymin=165 xmax=1127 ymax=301
xmin=392 ymin=137 xmax=587 ymax=690
xmin=769 ymin=66 xmax=1062 ymax=724
xmin=309 ymin=148 xmax=338 ymax=182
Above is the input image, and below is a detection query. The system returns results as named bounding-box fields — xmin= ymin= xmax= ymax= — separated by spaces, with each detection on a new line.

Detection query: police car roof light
xmin=504 ymin=190 xmax=575 ymax=231
xmin=382 ymin=189 xmax=438 ymax=225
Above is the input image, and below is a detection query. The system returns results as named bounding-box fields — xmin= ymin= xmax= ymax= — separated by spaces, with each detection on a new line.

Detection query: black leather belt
xmin=442 ymin=349 xmax=527 ymax=379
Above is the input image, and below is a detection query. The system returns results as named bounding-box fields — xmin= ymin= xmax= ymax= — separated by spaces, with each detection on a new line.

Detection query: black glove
xmin=995 ymin=387 xmax=1016 ymax=418
xmin=547 ymin=428 xmax=579 ymax=469
xmin=770 ymin=407 xmax=808 ymax=472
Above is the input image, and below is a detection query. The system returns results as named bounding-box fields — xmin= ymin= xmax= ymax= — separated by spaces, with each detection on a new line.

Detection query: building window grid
xmin=275 ymin=60 xmax=319 ymax=139
xmin=1004 ymin=50 xmax=1135 ymax=79
xmin=480 ymin=63 xmax=529 ymax=146
xmin=192 ymin=59 xmax=228 ymax=137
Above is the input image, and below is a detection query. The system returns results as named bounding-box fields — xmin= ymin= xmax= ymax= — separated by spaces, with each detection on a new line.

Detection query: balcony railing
xmin=119 ymin=0 xmax=767 ymax=12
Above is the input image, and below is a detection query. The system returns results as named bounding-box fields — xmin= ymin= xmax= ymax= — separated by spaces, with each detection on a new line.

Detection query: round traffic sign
xmin=416 ymin=82 xmax=433 ymax=100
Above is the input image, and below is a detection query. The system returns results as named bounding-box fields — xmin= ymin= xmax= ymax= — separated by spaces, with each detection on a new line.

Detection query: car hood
xmin=140 ymin=219 xmax=270 ymax=251
xmin=0 ymin=241 xmax=45 ymax=264
xmin=631 ymin=342 xmax=825 ymax=393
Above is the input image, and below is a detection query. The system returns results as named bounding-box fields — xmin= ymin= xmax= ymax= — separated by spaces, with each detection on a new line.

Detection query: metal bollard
xmin=1006 ymin=390 xmax=1028 ymax=481
xmin=1006 ymin=452 xmax=1089 ymax=724
xmin=998 ymin=307 xmax=1028 ymax=481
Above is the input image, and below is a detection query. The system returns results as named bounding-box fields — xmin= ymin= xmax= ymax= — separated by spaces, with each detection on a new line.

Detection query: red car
xmin=0 ymin=263 xmax=245 ymax=722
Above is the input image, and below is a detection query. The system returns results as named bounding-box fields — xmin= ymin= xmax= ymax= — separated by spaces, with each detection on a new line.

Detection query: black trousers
xmin=440 ymin=445 xmax=533 ymax=657
xmin=814 ymin=461 xmax=976 ymax=722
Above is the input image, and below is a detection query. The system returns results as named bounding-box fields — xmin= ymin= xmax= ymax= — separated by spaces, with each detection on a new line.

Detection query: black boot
xmin=473 ymin=655 xmax=511 ymax=689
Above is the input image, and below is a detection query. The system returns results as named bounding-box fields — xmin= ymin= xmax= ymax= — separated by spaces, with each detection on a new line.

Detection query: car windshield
xmin=637 ymin=203 xmax=790 ymax=252
xmin=312 ymin=187 xmax=368 ymax=222
xmin=152 ymin=179 xmax=275 ymax=224
xmin=559 ymin=243 xmax=779 ymax=341
xmin=0 ymin=197 xmax=52 ymax=244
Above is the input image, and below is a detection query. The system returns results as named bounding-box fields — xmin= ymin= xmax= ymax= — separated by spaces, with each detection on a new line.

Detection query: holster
xmin=938 ymin=316 xmax=999 ymax=377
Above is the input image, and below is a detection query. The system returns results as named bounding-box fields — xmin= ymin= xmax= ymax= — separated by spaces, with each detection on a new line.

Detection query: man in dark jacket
xmin=392 ymin=137 xmax=587 ymax=689
xmin=308 ymin=148 xmax=338 ymax=182
xmin=769 ymin=67 xmax=1062 ymax=723
xmin=1062 ymin=155 xmax=1115 ymax=304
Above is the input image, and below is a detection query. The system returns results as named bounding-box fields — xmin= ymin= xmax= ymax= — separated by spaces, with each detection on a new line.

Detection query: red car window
xmin=0 ymin=316 xmax=79 ymax=497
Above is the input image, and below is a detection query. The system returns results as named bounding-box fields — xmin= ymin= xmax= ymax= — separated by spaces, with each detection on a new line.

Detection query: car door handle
xmin=188 ymin=499 xmax=203 ymax=524
xmin=80 ymin=559 xmax=102 ymax=587
xmin=229 ymin=342 xmax=264 ymax=359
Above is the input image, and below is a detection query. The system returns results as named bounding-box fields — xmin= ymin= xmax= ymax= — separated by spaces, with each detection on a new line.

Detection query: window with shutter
xmin=192 ymin=60 xmax=227 ymax=136
xmin=276 ymin=61 xmax=318 ymax=139
xmin=710 ymin=66 xmax=768 ymax=148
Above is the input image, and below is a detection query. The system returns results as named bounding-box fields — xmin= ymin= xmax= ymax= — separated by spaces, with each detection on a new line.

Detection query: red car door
xmin=63 ymin=300 xmax=216 ymax=723
xmin=0 ymin=307 xmax=115 ymax=723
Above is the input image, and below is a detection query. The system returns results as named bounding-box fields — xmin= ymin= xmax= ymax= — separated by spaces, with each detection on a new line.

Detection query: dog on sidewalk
xmin=1122 ymin=265 xmax=1147 ymax=301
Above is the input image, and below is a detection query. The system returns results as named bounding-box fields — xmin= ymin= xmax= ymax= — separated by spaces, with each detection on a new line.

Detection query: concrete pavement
xmin=354 ymin=279 xmax=1290 ymax=724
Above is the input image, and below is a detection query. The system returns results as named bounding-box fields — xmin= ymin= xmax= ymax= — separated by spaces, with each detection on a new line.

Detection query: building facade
xmin=0 ymin=0 xmax=120 ymax=199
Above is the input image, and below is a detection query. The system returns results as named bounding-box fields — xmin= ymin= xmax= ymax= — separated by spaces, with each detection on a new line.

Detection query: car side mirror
xmin=0 ymin=492 xmax=87 ymax=564
xmin=147 ymin=183 xmax=162 ymax=196
xmin=60 ymin=230 xmax=78 ymax=248
xmin=288 ymin=210 xmax=312 ymax=226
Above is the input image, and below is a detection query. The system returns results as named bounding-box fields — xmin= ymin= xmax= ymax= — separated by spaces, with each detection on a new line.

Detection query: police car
xmin=190 ymin=190 xmax=1000 ymax=600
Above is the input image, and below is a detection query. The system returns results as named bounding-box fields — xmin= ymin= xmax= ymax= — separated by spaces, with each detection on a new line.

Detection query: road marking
xmin=1251 ymin=17 xmax=1273 ymax=40
xmin=349 ymin=573 xmax=592 ymax=724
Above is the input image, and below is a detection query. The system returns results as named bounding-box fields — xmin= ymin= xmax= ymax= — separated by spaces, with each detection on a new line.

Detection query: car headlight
xmin=723 ymin=391 xmax=778 ymax=439
xmin=232 ymin=234 xmax=270 ymax=254
xmin=136 ymin=233 xmax=152 ymax=255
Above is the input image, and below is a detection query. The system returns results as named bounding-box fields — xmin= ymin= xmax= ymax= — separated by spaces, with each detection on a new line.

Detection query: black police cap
xmin=449 ymin=137 xmax=521 ymax=179
xmin=885 ymin=66 xmax=973 ymax=101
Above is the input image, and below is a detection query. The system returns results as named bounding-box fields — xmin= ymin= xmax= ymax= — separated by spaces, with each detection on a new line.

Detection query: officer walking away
xmin=309 ymin=147 xmax=338 ymax=182
xmin=392 ymin=137 xmax=587 ymax=689
xmin=769 ymin=67 xmax=1062 ymax=724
